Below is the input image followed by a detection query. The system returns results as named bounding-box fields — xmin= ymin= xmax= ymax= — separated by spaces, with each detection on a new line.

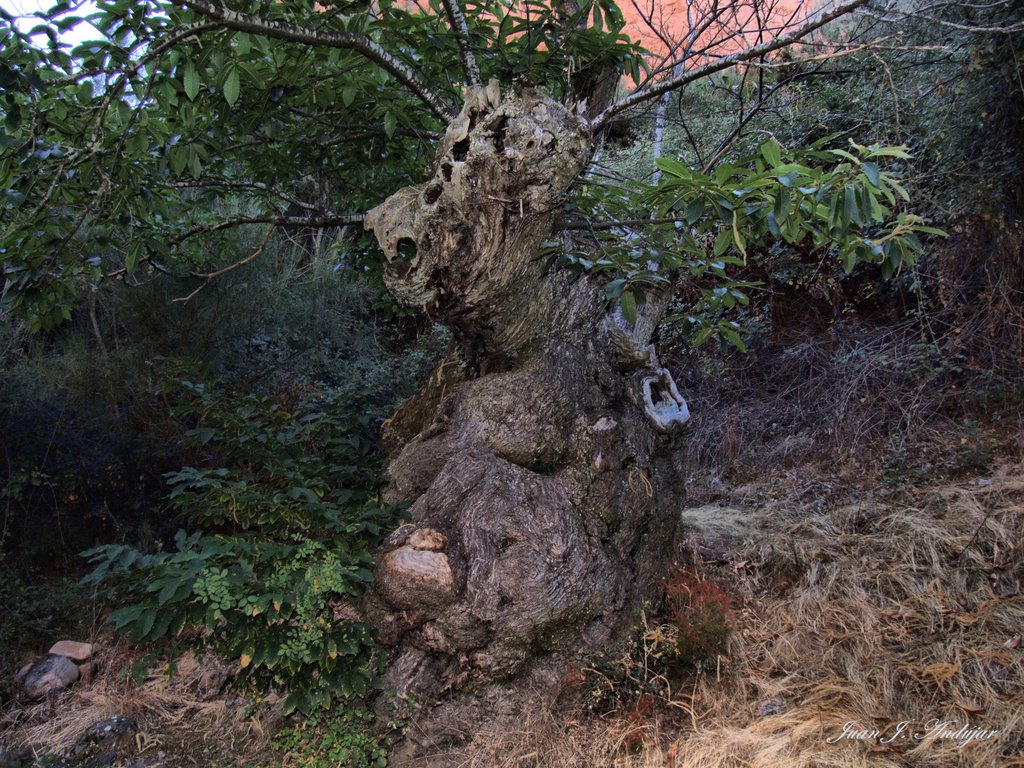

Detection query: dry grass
xmin=4 ymin=478 xmax=1019 ymax=768
xmin=0 ymin=645 xmax=280 ymax=765
xmin=3 ymin=463 xmax=1020 ymax=768
xmin=448 ymin=464 xmax=1024 ymax=768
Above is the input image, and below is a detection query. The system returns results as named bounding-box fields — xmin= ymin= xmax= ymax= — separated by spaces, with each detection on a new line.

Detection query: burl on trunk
xmin=363 ymin=83 xmax=689 ymax=764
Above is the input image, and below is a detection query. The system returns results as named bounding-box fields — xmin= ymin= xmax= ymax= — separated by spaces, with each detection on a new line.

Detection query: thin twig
xmin=172 ymin=223 xmax=277 ymax=303
xmin=590 ymin=0 xmax=871 ymax=132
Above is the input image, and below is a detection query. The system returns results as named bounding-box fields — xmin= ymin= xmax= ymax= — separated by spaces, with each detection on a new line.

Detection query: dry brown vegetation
xmin=432 ymin=463 xmax=1024 ymax=768
xmin=0 ymin=644 xmax=281 ymax=766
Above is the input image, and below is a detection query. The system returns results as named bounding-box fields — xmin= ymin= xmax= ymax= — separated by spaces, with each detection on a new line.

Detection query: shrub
xmin=82 ymin=379 xmax=405 ymax=715
xmin=664 ymin=568 xmax=734 ymax=670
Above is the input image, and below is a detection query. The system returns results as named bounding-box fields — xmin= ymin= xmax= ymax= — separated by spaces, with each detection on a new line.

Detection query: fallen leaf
xmin=919 ymin=662 xmax=958 ymax=684
xmin=955 ymin=701 xmax=986 ymax=715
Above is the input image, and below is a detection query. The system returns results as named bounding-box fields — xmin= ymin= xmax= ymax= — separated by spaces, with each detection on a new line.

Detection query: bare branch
xmin=701 ymin=63 xmax=827 ymax=173
xmin=162 ymin=178 xmax=318 ymax=210
xmin=440 ymin=0 xmax=481 ymax=86
xmin=168 ymin=213 xmax=366 ymax=248
xmin=860 ymin=7 xmax=1024 ymax=34
xmin=563 ymin=216 xmax=693 ymax=230
xmin=173 ymin=223 xmax=277 ymax=303
xmin=181 ymin=0 xmax=456 ymax=119
xmin=590 ymin=0 xmax=871 ymax=132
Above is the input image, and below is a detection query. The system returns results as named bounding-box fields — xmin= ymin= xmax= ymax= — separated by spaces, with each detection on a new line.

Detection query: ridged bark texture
xmin=363 ymin=85 xmax=689 ymax=766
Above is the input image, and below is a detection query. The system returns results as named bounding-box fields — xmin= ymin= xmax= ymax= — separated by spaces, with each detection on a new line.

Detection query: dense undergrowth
xmin=1 ymin=242 xmax=446 ymax=715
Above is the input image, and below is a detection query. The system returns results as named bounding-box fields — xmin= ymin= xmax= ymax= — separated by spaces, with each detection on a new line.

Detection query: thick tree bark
xmin=363 ymin=84 xmax=690 ymax=765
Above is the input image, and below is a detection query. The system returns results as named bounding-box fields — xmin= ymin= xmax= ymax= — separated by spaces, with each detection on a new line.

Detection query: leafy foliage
xmin=273 ymin=706 xmax=389 ymax=768
xmin=82 ymin=382 xmax=405 ymax=715
xmin=472 ymin=0 xmax=645 ymax=92
xmin=0 ymin=0 xmax=644 ymax=330
xmin=561 ymin=136 xmax=943 ymax=349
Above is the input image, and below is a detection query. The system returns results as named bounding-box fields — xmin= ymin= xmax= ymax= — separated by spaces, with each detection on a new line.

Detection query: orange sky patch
xmin=618 ymin=0 xmax=810 ymax=65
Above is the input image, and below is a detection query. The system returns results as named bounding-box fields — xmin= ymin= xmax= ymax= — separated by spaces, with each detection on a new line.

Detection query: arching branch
xmin=181 ymin=0 xmax=456 ymax=119
xmin=167 ymin=213 xmax=366 ymax=249
xmin=588 ymin=0 xmax=871 ymax=132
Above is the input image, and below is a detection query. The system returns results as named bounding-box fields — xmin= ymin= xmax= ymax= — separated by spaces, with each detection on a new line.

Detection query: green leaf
xmin=861 ymin=161 xmax=880 ymax=187
xmin=169 ymin=145 xmax=188 ymax=174
xmin=720 ymin=327 xmax=747 ymax=352
xmin=282 ymin=689 xmax=311 ymax=716
xmin=760 ymin=138 xmax=782 ymax=167
xmin=886 ymin=177 xmax=911 ymax=202
xmin=157 ymin=578 xmax=187 ymax=606
xmin=619 ymin=290 xmax=637 ymax=325
xmin=867 ymin=145 xmax=911 ymax=159
xmin=842 ymin=245 xmax=857 ymax=273
xmin=683 ymin=197 xmax=704 ymax=225
xmin=109 ymin=605 xmax=143 ymax=630
xmin=125 ymin=241 xmax=141 ymax=276
xmin=182 ymin=60 xmax=199 ymax=101
xmin=223 ymin=66 xmax=240 ymax=108
xmin=655 ymin=156 xmax=690 ymax=180
xmin=136 ymin=608 xmax=156 ymax=639
xmin=383 ymin=111 xmax=397 ymax=139
xmin=773 ymin=185 xmax=790 ymax=223
xmin=692 ymin=326 xmax=714 ymax=346
xmin=731 ymin=212 xmax=746 ymax=259
xmin=844 ymin=186 xmax=860 ymax=228
xmin=830 ymin=148 xmax=859 ymax=163
xmin=713 ymin=228 xmax=732 ymax=257
xmin=604 ymin=277 xmax=627 ymax=299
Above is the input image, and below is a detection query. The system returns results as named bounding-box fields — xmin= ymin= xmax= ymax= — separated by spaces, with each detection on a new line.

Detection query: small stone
xmin=21 ymin=655 xmax=80 ymax=699
xmin=757 ymin=696 xmax=787 ymax=717
xmin=378 ymin=546 xmax=455 ymax=610
xmin=84 ymin=716 xmax=138 ymax=744
xmin=48 ymin=640 xmax=94 ymax=661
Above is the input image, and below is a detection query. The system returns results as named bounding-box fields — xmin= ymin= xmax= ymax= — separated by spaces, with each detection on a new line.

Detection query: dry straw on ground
xmin=0 ymin=647 xmax=278 ymax=765
xmin=446 ymin=464 xmax=1024 ymax=768
xmin=3 ymin=470 xmax=1020 ymax=768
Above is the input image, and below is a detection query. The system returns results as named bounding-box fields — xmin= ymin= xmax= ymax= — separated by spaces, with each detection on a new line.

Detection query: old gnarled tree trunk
xmin=362 ymin=84 xmax=690 ymax=764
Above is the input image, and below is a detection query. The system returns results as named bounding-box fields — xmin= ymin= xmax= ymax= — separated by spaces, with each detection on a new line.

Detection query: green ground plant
xmin=273 ymin=706 xmax=388 ymax=768
xmin=81 ymin=379 xmax=406 ymax=715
